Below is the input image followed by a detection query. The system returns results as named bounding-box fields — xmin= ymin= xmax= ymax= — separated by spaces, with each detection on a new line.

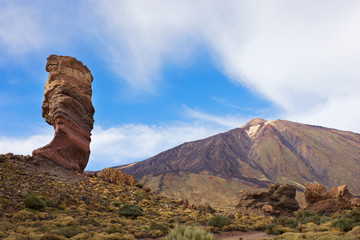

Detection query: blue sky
xmin=1 ymin=1 xmax=360 ymax=170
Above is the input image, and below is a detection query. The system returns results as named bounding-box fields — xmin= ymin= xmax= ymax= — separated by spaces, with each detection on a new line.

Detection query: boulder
xmin=236 ymin=184 xmax=300 ymax=216
xmin=304 ymin=183 xmax=355 ymax=215
xmin=304 ymin=183 xmax=331 ymax=204
xmin=176 ymin=199 xmax=189 ymax=209
xmin=329 ymin=184 xmax=353 ymax=201
xmin=33 ymin=55 xmax=94 ymax=172
xmin=98 ymin=168 xmax=137 ymax=187
xmin=197 ymin=203 xmax=215 ymax=214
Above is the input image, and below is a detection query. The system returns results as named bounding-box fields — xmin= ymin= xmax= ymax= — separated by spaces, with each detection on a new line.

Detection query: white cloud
xmin=88 ymin=122 xmax=223 ymax=170
xmin=0 ymin=122 xmax=224 ymax=170
xmin=0 ymin=133 xmax=52 ymax=156
xmin=0 ymin=1 xmax=47 ymax=55
xmin=184 ymin=106 xmax=246 ymax=129
xmin=93 ymin=0 xmax=360 ymax=132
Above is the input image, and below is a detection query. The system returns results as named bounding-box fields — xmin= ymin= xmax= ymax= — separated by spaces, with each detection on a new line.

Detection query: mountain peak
xmin=242 ymin=118 xmax=267 ymax=128
xmin=241 ymin=118 xmax=268 ymax=139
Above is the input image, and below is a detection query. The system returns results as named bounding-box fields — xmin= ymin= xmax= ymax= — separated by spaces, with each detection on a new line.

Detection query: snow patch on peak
xmin=246 ymin=124 xmax=261 ymax=139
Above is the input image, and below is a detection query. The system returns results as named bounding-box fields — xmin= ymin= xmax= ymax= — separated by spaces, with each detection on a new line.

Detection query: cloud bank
xmin=0 ymin=120 xmax=226 ymax=170
xmin=94 ymin=0 xmax=360 ymax=131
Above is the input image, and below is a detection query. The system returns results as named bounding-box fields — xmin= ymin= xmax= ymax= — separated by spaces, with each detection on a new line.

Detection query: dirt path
xmin=216 ymin=231 xmax=275 ymax=240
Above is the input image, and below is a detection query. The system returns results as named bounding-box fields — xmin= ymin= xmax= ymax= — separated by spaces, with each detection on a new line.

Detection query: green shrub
xmin=343 ymin=207 xmax=360 ymax=223
xmin=331 ymin=217 xmax=356 ymax=232
xmin=207 ymin=215 xmax=233 ymax=228
xmin=39 ymin=234 xmax=64 ymax=240
xmin=0 ymin=155 xmax=6 ymax=162
xmin=165 ymin=226 xmax=216 ymax=240
xmin=135 ymin=183 xmax=143 ymax=188
xmin=150 ymin=222 xmax=169 ymax=234
xmin=267 ymin=216 xmax=297 ymax=234
xmin=58 ymin=225 xmax=84 ymax=238
xmin=119 ymin=204 xmax=143 ymax=218
xmin=295 ymin=210 xmax=322 ymax=225
xmin=134 ymin=190 xmax=150 ymax=201
xmin=106 ymin=225 xmax=122 ymax=234
xmin=266 ymin=224 xmax=284 ymax=235
xmin=276 ymin=216 xmax=298 ymax=228
xmin=112 ymin=201 xmax=121 ymax=207
xmin=24 ymin=195 xmax=45 ymax=210
xmin=0 ymin=197 xmax=11 ymax=204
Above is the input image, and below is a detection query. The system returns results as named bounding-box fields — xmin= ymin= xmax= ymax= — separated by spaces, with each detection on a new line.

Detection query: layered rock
xmin=304 ymin=183 xmax=331 ymax=204
xmin=98 ymin=168 xmax=137 ymax=187
xmin=33 ymin=55 xmax=94 ymax=172
xmin=304 ymin=183 xmax=356 ymax=215
xmin=236 ymin=184 xmax=300 ymax=216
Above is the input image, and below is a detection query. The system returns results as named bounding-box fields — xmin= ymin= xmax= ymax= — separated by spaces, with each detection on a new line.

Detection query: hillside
xmin=119 ymin=118 xmax=360 ymax=208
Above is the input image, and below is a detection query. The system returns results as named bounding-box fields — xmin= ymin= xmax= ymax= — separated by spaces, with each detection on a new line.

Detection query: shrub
xmin=58 ymin=225 xmax=84 ymax=238
xmin=207 ymin=215 xmax=233 ymax=228
xmin=106 ymin=225 xmax=122 ymax=234
xmin=266 ymin=224 xmax=283 ymax=235
xmin=295 ymin=210 xmax=322 ymax=225
xmin=135 ymin=183 xmax=143 ymax=188
xmin=119 ymin=204 xmax=143 ymax=218
xmin=24 ymin=195 xmax=45 ymax=210
xmin=267 ymin=216 xmax=297 ymax=234
xmin=134 ymin=190 xmax=150 ymax=201
xmin=343 ymin=207 xmax=360 ymax=223
xmin=276 ymin=216 xmax=298 ymax=228
xmin=165 ymin=226 xmax=216 ymax=240
xmin=112 ymin=201 xmax=121 ymax=207
xmin=0 ymin=155 xmax=6 ymax=162
xmin=331 ymin=217 xmax=356 ymax=232
xmin=39 ymin=234 xmax=64 ymax=240
xmin=150 ymin=222 xmax=169 ymax=234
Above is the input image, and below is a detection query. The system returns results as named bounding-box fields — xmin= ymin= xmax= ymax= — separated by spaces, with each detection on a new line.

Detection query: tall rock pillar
xmin=33 ymin=55 xmax=95 ymax=172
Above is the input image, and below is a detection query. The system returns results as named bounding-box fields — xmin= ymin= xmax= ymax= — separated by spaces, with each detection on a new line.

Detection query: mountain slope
xmin=118 ymin=118 xmax=360 ymax=208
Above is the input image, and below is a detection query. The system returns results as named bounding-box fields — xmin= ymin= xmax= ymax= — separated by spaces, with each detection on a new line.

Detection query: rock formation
xmin=33 ymin=55 xmax=94 ymax=172
xmin=98 ymin=168 xmax=137 ymax=187
xmin=304 ymin=183 xmax=331 ymax=204
xmin=304 ymin=183 xmax=356 ymax=215
xmin=236 ymin=184 xmax=300 ymax=216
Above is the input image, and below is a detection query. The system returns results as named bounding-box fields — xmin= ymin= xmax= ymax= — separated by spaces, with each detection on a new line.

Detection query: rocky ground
xmin=0 ymin=154 xmax=272 ymax=240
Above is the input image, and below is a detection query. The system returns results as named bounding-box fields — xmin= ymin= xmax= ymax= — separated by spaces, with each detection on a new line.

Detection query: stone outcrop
xmin=236 ymin=184 xmax=300 ymax=216
xmin=197 ymin=203 xmax=215 ymax=214
xmin=33 ymin=55 xmax=94 ymax=172
xmin=304 ymin=183 xmax=356 ymax=215
xmin=304 ymin=183 xmax=331 ymax=204
xmin=98 ymin=168 xmax=137 ymax=187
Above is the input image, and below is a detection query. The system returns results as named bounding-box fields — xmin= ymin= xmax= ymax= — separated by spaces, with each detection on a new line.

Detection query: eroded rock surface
xmin=236 ymin=184 xmax=300 ymax=216
xmin=33 ymin=55 xmax=94 ymax=172
xmin=304 ymin=183 xmax=356 ymax=215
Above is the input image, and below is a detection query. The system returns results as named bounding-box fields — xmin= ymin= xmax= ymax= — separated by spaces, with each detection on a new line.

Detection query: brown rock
xmin=236 ymin=184 xmax=300 ymax=216
xmin=350 ymin=197 xmax=360 ymax=207
xmin=98 ymin=168 xmax=137 ymax=187
xmin=176 ymin=199 xmax=189 ymax=209
xmin=304 ymin=183 xmax=354 ymax=215
xmin=329 ymin=185 xmax=353 ymax=201
xmin=262 ymin=204 xmax=274 ymax=213
xmin=305 ymin=198 xmax=351 ymax=215
xmin=197 ymin=203 xmax=215 ymax=214
xmin=304 ymin=183 xmax=331 ymax=204
xmin=189 ymin=204 xmax=197 ymax=210
xmin=33 ymin=55 xmax=94 ymax=172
